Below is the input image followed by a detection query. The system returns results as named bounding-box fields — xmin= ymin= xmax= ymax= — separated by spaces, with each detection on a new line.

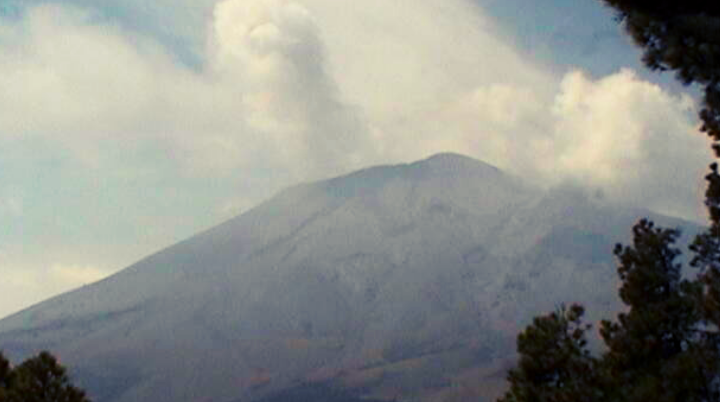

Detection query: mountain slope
xmin=0 ymin=153 xmax=698 ymax=402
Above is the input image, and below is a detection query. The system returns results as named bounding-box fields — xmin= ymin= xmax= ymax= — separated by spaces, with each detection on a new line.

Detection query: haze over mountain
xmin=0 ymin=153 xmax=698 ymax=402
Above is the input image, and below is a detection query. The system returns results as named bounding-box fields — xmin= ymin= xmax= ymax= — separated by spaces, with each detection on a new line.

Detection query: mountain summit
xmin=0 ymin=153 xmax=694 ymax=402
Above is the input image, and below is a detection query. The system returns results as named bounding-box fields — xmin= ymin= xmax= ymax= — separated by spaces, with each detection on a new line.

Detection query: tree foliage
xmin=0 ymin=351 xmax=90 ymax=402
xmin=499 ymin=1 xmax=720 ymax=401
xmin=499 ymin=219 xmax=719 ymax=402
xmin=498 ymin=304 xmax=599 ymax=402
xmin=599 ymin=221 xmax=712 ymax=402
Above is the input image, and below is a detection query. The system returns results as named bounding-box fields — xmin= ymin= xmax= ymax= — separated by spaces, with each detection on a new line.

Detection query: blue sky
xmin=0 ymin=0 xmax=712 ymax=319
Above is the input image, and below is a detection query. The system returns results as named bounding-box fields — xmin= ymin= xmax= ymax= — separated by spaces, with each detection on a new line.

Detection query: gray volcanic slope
xmin=0 ymin=153 xmax=698 ymax=402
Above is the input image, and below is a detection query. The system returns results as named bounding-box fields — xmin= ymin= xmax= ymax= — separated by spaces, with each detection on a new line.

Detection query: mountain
xmin=0 ymin=153 xmax=698 ymax=402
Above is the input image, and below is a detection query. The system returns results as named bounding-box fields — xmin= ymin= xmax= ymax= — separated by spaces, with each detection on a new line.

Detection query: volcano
xmin=0 ymin=153 xmax=695 ymax=402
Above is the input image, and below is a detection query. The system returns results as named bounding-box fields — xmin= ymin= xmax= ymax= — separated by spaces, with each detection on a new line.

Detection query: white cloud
xmin=292 ymin=0 xmax=555 ymax=164
xmin=0 ymin=5 xmax=220 ymax=167
xmin=423 ymin=68 xmax=709 ymax=221
xmin=543 ymin=69 xmax=710 ymax=220
xmin=0 ymin=260 xmax=111 ymax=318
xmin=49 ymin=264 xmax=109 ymax=286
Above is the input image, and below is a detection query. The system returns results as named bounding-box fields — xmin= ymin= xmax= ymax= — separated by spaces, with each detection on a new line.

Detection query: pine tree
xmin=0 ymin=353 xmax=11 ymax=401
xmin=0 ymin=351 xmax=90 ymax=402
xmin=498 ymin=304 xmax=600 ymax=402
xmin=599 ymin=220 xmax=709 ymax=402
xmin=498 ymin=221 xmax=717 ymax=401
xmin=597 ymin=1 xmax=720 ymax=399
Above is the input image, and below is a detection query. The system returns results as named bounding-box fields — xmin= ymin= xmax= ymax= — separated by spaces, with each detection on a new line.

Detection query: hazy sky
xmin=0 ymin=0 xmax=713 ymax=319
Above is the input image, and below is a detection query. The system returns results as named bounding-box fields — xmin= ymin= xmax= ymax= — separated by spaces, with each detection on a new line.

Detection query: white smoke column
xmin=210 ymin=0 xmax=373 ymax=178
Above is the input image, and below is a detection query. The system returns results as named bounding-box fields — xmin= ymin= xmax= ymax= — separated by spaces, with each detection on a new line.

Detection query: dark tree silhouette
xmin=498 ymin=304 xmax=600 ymax=402
xmin=0 ymin=351 xmax=90 ymax=402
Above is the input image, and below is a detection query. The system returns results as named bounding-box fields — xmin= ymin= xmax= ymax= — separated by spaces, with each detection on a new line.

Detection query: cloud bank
xmin=0 ymin=1 xmax=370 ymax=179
xmin=1 ymin=0 xmax=707 ymax=193
xmin=0 ymin=0 xmax=712 ymax=318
